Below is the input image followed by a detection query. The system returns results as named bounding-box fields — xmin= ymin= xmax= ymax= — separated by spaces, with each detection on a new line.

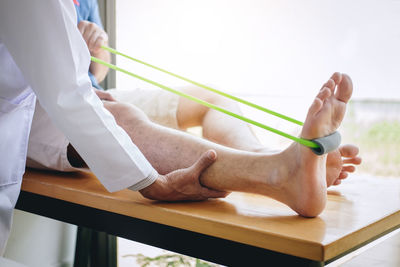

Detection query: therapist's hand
xmin=139 ymin=150 xmax=229 ymax=201
xmin=78 ymin=20 xmax=108 ymax=54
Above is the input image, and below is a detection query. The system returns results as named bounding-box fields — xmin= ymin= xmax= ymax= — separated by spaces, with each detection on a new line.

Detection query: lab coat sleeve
xmin=0 ymin=0 xmax=158 ymax=192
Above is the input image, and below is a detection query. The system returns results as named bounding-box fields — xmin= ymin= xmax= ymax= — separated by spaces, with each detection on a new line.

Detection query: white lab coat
xmin=0 ymin=0 xmax=158 ymax=254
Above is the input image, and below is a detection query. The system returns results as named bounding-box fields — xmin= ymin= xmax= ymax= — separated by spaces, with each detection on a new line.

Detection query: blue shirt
xmin=74 ymin=0 xmax=104 ymax=89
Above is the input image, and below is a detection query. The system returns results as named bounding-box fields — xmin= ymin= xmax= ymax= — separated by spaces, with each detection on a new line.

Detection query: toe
xmin=308 ymin=97 xmax=323 ymax=115
xmin=321 ymin=79 xmax=335 ymax=92
xmin=343 ymin=157 xmax=362 ymax=165
xmin=317 ymin=87 xmax=332 ymax=102
xmin=339 ymin=144 xmax=359 ymax=157
xmin=342 ymin=165 xmax=356 ymax=173
xmin=335 ymin=73 xmax=353 ymax=103
xmin=339 ymin=172 xmax=348 ymax=179
xmin=330 ymin=72 xmax=342 ymax=85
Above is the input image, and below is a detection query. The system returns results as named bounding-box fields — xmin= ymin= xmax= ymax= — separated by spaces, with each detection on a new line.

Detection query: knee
xmin=103 ymin=101 xmax=150 ymax=127
xmin=200 ymin=86 xmax=239 ymax=109
xmin=178 ymin=86 xmax=239 ymax=127
xmin=187 ymin=88 xmax=229 ymax=111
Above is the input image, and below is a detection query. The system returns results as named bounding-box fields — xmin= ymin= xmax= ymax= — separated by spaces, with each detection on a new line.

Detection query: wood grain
xmin=21 ymin=169 xmax=400 ymax=261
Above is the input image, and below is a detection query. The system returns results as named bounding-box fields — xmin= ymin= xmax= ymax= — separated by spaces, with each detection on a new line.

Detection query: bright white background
xmin=116 ymin=0 xmax=400 ymax=99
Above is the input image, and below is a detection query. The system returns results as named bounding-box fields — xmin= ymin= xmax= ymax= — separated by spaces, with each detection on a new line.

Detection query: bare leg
xmin=176 ymin=86 xmax=361 ymax=187
xmin=177 ymin=87 xmax=264 ymax=152
xmin=103 ymin=73 xmax=354 ymax=217
xmin=94 ymin=85 xmax=360 ymax=187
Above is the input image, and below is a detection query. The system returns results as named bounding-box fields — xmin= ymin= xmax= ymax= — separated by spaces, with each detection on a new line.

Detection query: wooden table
xmin=16 ymin=169 xmax=400 ymax=266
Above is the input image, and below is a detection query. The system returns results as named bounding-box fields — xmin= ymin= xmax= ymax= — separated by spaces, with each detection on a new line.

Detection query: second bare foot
xmin=326 ymin=144 xmax=362 ymax=186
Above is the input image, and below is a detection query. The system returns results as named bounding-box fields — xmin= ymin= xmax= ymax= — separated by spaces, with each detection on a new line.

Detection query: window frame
xmin=98 ymin=0 xmax=116 ymax=89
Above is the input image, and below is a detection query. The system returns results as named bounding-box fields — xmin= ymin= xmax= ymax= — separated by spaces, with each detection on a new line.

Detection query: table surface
xmin=21 ymin=169 xmax=400 ymax=262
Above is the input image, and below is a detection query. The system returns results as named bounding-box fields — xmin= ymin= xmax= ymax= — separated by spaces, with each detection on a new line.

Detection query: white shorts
xmin=26 ymin=88 xmax=180 ymax=171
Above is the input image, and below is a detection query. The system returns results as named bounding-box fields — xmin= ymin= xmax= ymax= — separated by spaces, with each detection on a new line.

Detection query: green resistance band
xmin=101 ymin=45 xmax=303 ymax=126
xmin=91 ymin=53 xmax=319 ymax=149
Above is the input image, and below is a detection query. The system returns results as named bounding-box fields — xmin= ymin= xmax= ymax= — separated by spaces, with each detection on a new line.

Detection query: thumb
xmin=191 ymin=150 xmax=217 ymax=175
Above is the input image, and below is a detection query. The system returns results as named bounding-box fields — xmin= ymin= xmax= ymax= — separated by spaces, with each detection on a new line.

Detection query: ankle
xmin=251 ymin=152 xmax=290 ymax=196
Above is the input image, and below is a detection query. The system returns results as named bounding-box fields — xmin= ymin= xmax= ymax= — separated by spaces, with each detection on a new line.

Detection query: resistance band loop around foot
xmin=91 ymin=56 xmax=319 ymax=149
xmin=101 ymin=45 xmax=303 ymax=126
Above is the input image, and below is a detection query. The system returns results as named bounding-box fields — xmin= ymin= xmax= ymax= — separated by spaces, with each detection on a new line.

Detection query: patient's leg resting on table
xmin=68 ymin=73 xmax=359 ymax=217
xmin=175 ymin=86 xmax=360 ymax=187
xmin=79 ymin=72 xmax=349 ymax=217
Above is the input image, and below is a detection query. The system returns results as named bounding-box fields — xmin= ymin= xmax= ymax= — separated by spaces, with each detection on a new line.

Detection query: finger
xmin=81 ymin=22 xmax=96 ymax=48
xmin=190 ymin=150 xmax=217 ymax=175
xmin=77 ymin=21 xmax=86 ymax=35
xmin=87 ymin=31 xmax=100 ymax=52
xmin=81 ymin=23 xmax=94 ymax=44
xmin=81 ymin=31 xmax=92 ymax=45
xmin=93 ymin=36 xmax=105 ymax=53
xmin=89 ymin=31 xmax=107 ymax=53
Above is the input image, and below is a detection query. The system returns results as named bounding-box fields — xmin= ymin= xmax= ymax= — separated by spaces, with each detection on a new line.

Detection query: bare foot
xmin=273 ymin=73 xmax=353 ymax=217
xmin=257 ymin=145 xmax=361 ymax=187
xmin=326 ymin=144 xmax=362 ymax=186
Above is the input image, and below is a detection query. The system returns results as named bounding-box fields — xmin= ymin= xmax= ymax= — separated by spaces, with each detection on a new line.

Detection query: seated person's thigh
xmin=27 ymin=102 xmax=77 ymax=171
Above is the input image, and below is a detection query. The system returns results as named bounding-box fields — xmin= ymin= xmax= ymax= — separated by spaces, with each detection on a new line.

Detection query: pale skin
xmin=96 ymin=72 xmax=358 ymax=217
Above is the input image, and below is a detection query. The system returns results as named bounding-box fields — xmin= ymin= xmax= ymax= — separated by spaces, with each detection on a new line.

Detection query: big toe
xmin=335 ymin=74 xmax=353 ymax=103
